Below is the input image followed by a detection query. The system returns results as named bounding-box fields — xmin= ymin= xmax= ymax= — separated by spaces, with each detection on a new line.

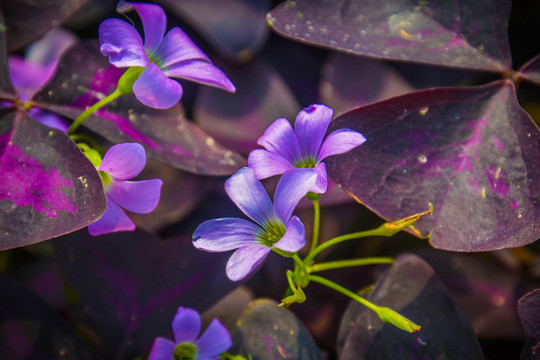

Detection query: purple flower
xmin=99 ymin=1 xmax=235 ymax=109
xmin=148 ymin=307 xmax=231 ymax=360
xmin=7 ymin=28 xmax=76 ymax=132
xmin=193 ymin=167 xmax=316 ymax=281
xmin=88 ymin=143 xmax=162 ymax=236
xmin=248 ymin=104 xmax=366 ymax=193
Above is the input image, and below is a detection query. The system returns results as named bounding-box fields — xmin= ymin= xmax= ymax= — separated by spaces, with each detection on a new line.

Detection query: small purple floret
xmin=248 ymin=104 xmax=366 ymax=193
xmin=88 ymin=143 xmax=162 ymax=236
xmin=148 ymin=307 xmax=231 ymax=360
xmin=192 ymin=167 xmax=316 ymax=281
xmin=99 ymin=1 xmax=236 ymax=109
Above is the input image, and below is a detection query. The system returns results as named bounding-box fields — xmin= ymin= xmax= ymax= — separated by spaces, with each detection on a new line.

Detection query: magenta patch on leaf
xmin=0 ymin=134 xmax=76 ymax=218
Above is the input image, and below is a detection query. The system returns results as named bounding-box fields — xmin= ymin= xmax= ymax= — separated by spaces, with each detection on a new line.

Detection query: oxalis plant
xmin=1 ymin=0 xmax=540 ymax=359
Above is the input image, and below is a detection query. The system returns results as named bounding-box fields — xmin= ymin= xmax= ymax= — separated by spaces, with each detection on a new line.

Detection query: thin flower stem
xmin=309 ymin=257 xmax=394 ymax=273
xmin=67 ymin=88 xmax=123 ymax=135
xmin=69 ymin=134 xmax=105 ymax=154
xmin=309 ymin=198 xmax=320 ymax=253
xmin=309 ymin=274 xmax=379 ymax=312
xmin=303 ymin=228 xmax=383 ymax=265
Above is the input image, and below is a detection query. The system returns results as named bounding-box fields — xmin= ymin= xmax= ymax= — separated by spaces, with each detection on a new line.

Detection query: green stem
xmin=309 ymin=257 xmax=394 ymax=273
xmin=310 ymin=274 xmax=379 ymax=312
xmin=69 ymin=134 xmax=105 ymax=154
xmin=309 ymin=275 xmax=421 ymax=333
xmin=304 ymin=227 xmax=384 ymax=265
xmin=67 ymin=88 xmax=123 ymax=135
xmin=309 ymin=198 xmax=320 ymax=253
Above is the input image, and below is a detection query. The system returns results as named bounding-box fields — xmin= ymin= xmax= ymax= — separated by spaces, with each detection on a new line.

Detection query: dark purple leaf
xmin=327 ymin=80 xmax=540 ymax=251
xmin=31 ymin=40 xmax=245 ymax=175
xmin=128 ymin=159 xmax=215 ymax=233
xmin=418 ymin=250 xmax=524 ymax=339
xmin=0 ymin=109 xmax=105 ymax=250
xmin=52 ymin=229 xmax=238 ymax=359
xmin=158 ymin=0 xmax=270 ymax=61
xmin=0 ymin=12 xmax=16 ymax=101
xmin=0 ymin=274 xmax=102 ymax=360
xmin=319 ymin=53 xmax=414 ymax=116
xmin=267 ymin=0 xmax=512 ymax=72
xmin=0 ymin=0 xmax=87 ymax=52
xmin=518 ymin=289 xmax=540 ymax=359
xmin=194 ymin=59 xmax=300 ymax=154
xmin=519 ymin=54 xmax=540 ymax=86
xmin=337 ymin=254 xmax=484 ymax=359
xmin=230 ymin=298 xmax=324 ymax=360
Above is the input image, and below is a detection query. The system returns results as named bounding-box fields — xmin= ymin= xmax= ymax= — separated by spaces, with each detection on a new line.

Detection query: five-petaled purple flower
xmin=193 ymin=167 xmax=316 ymax=281
xmin=99 ymin=1 xmax=235 ymax=109
xmin=248 ymin=104 xmax=366 ymax=193
xmin=6 ymin=28 xmax=76 ymax=132
xmin=88 ymin=143 xmax=162 ymax=236
xmin=148 ymin=306 xmax=231 ymax=360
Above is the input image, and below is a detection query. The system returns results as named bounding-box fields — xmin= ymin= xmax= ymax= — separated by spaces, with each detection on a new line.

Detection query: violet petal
xmin=148 ymin=337 xmax=175 ymax=360
xmin=29 ymin=108 xmax=69 ymax=133
xmin=295 ymin=104 xmax=334 ymax=159
xmin=257 ymin=117 xmax=301 ymax=164
xmin=318 ymin=128 xmax=366 ymax=160
xmin=132 ymin=63 xmax=183 ymax=109
xmin=172 ymin=307 xmax=201 ymax=343
xmin=25 ymin=28 xmax=77 ymax=66
xmin=192 ymin=218 xmax=261 ymax=252
xmin=157 ymin=27 xmax=210 ymax=67
xmin=226 ymin=244 xmax=271 ymax=281
xmin=273 ymin=168 xmax=317 ymax=222
xmin=8 ymin=56 xmax=51 ymax=101
xmin=164 ymin=60 xmax=236 ymax=93
xmin=247 ymin=149 xmax=294 ymax=180
xmin=196 ymin=319 xmax=232 ymax=358
xmin=98 ymin=18 xmax=149 ymax=68
xmin=224 ymin=167 xmax=273 ymax=226
xmin=311 ymin=161 xmax=328 ymax=194
xmin=107 ymin=178 xmax=163 ymax=214
xmin=87 ymin=196 xmax=135 ymax=236
xmin=273 ymin=215 xmax=306 ymax=253
xmin=117 ymin=1 xmax=166 ymax=54
xmin=98 ymin=143 xmax=146 ymax=180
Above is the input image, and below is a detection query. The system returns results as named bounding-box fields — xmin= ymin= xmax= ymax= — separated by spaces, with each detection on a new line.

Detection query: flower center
xmin=173 ymin=342 xmax=198 ymax=360
xmin=146 ymin=49 xmax=165 ymax=69
xmin=257 ymin=219 xmax=286 ymax=247
xmin=293 ymin=156 xmax=317 ymax=169
xmin=98 ymin=170 xmax=113 ymax=190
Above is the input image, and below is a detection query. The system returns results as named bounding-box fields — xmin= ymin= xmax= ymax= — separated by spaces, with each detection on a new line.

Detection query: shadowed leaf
xmin=0 ymin=109 xmax=105 ymax=250
xmin=0 ymin=0 xmax=87 ymax=52
xmin=267 ymin=0 xmax=512 ymax=72
xmin=337 ymin=254 xmax=484 ymax=359
xmin=519 ymin=54 xmax=540 ymax=86
xmin=0 ymin=11 xmax=16 ymax=101
xmin=518 ymin=289 xmax=540 ymax=360
xmin=319 ymin=53 xmax=414 ymax=116
xmin=52 ymin=230 xmax=238 ymax=359
xmin=31 ymin=40 xmax=245 ymax=175
xmin=158 ymin=0 xmax=270 ymax=61
xmin=327 ymin=80 xmax=540 ymax=251
xmin=194 ymin=59 xmax=299 ymax=154
xmin=0 ymin=274 xmax=102 ymax=360
xmin=231 ymin=298 xmax=324 ymax=360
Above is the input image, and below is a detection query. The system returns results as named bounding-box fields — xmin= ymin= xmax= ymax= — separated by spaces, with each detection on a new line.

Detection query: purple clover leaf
xmin=87 ymin=142 xmax=162 ymax=236
xmin=7 ymin=28 xmax=76 ymax=132
xmin=193 ymin=167 xmax=317 ymax=281
xmin=248 ymin=104 xmax=366 ymax=194
xmin=148 ymin=306 xmax=232 ymax=360
xmin=98 ymin=1 xmax=236 ymax=109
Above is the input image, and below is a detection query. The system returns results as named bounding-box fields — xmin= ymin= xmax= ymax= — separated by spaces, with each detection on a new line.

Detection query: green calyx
xmin=257 ymin=219 xmax=286 ymax=248
xmin=117 ymin=66 xmax=145 ymax=95
xmin=173 ymin=342 xmax=198 ymax=360
xmin=293 ymin=156 xmax=317 ymax=169
xmin=77 ymin=143 xmax=112 ymax=189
